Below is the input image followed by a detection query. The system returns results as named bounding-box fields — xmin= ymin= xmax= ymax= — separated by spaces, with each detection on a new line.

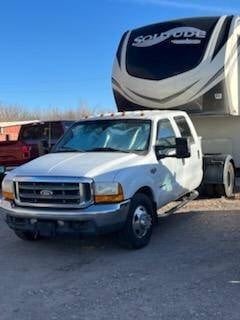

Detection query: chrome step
xmin=158 ymin=190 xmax=199 ymax=218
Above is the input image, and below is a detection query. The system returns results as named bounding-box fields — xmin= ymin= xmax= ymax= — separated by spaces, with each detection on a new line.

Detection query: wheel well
xmin=135 ymin=186 xmax=157 ymax=215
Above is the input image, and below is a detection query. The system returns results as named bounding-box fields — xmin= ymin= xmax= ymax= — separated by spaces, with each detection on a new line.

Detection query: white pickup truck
xmin=0 ymin=110 xmax=202 ymax=248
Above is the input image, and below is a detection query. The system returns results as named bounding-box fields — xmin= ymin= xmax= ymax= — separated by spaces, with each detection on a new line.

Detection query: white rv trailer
xmin=112 ymin=15 xmax=240 ymax=197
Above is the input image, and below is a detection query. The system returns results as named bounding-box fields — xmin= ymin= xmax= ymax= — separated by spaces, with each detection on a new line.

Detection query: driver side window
xmin=156 ymin=119 xmax=176 ymax=156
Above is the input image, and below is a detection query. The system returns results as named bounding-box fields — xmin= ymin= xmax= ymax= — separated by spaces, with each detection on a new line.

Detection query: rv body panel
xmin=113 ymin=15 xmax=240 ymax=115
xmin=191 ymin=115 xmax=240 ymax=167
xmin=113 ymin=15 xmax=239 ymax=196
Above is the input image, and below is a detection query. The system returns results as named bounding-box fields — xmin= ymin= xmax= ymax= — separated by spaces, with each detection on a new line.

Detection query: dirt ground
xmin=180 ymin=180 xmax=240 ymax=212
xmin=1 ymin=184 xmax=240 ymax=319
xmin=1 ymin=202 xmax=240 ymax=320
xmin=180 ymin=194 xmax=240 ymax=212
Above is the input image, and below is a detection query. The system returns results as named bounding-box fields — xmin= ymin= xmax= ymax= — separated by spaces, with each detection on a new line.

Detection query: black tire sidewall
xmin=118 ymin=193 xmax=154 ymax=249
xmin=224 ymin=162 xmax=235 ymax=198
xmin=14 ymin=230 xmax=40 ymax=241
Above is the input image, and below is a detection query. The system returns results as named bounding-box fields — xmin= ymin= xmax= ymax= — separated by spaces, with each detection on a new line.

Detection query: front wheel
xmin=14 ymin=230 xmax=41 ymax=241
xmin=117 ymin=193 xmax=154 ymax=249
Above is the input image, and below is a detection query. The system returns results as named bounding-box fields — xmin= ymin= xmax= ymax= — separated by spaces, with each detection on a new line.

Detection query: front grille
xmin=14 ymin=177 xmax=93 ymax=208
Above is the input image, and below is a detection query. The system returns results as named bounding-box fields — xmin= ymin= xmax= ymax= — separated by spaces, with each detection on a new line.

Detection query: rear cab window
xmin=20 ymin=122 xmax=66 ymax=144
xmin=20 ymin=125 xmax=45 ymax=142
xmin=174 ymin=116 xmax=195 ymax=143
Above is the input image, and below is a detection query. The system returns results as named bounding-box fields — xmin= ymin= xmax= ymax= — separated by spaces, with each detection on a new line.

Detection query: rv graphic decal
xmin=132 ymin=27 xmax=207 ymax=47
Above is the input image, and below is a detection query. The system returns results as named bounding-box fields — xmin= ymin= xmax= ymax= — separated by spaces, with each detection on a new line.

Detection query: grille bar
xmin=19 ymin=193 xmax=81 ymax=200
xmin=13 ymin=176 xmax=93 ymax=208
xmin=18 ymin=184 xmax=80 ymax=191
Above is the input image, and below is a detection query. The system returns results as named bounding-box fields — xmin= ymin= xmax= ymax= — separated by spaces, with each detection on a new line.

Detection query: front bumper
xmin=0 ymin=199 xmax=130 ymax=236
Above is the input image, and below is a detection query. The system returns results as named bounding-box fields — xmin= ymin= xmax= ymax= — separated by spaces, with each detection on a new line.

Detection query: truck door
xmin=173 ymin=115 xmax=202 ymax=192
xmin=155 ymin=118 xmax=183 ymax=206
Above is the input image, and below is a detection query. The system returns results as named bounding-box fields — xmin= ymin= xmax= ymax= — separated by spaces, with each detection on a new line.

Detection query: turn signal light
xmin=2 ymin=191 xmax=14 ymax=201
xmin=95 ymin=193 xmax=124 ymax=204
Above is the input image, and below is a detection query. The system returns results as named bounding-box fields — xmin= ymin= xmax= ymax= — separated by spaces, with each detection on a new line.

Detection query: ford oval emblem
xmin=40 ymin=189 xmax=53 ymax=197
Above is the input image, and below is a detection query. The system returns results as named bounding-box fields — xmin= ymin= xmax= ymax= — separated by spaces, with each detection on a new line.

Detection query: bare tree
xmin=0 ymin=104 xmax=36 ymax=121
xmin=0 ymin=102 xmax=100 ymax=122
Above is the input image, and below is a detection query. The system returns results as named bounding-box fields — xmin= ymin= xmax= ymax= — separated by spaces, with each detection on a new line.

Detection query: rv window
xmin=211 ymin=16 xmax=233 ymax=60
xmin=126 ymin=17 xmax=219 ymax=80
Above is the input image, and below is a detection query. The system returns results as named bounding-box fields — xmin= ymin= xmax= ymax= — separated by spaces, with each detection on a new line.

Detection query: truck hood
xmin=8 ymin=152 xmax=144 ymax=181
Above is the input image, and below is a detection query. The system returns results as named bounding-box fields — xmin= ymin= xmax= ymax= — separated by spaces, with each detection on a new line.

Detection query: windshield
xmin=52 ymin=119 xmax=151 ymax=153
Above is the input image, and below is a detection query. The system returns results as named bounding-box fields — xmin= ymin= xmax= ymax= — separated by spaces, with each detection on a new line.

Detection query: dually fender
xmin=203 ymin=154 xmax=234 ymax=184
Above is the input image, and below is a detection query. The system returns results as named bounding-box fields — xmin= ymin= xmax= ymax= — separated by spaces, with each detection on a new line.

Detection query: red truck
xmin=0 ymin=120 xmax=73 ymax=176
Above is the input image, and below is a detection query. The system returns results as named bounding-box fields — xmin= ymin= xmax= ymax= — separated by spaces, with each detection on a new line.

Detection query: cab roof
xmin=83 ymin=110 xmax=187 ymax=121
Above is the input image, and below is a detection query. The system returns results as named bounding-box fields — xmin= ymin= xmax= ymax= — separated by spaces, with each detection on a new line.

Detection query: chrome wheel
xmin=117 ymin=193 xmax=154 ymax=249
xmin=132 ymin=205 xmax=152 ymax=239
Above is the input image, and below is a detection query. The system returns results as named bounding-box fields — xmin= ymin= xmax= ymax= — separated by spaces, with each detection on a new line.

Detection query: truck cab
xmin=0 ymin=111 xmax=202 ymax=248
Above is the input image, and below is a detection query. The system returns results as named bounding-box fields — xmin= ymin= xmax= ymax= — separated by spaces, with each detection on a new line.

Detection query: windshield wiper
xmin=86 ymin=147 xmax=131 ymax=153
xmin=54 ymin=146 xmax=140 ymax=154
xmin=53 ymin=146 xmax=84 ymax=153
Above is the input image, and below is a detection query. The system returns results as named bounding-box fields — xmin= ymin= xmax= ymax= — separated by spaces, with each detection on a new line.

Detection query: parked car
xmin=0 ymin=120 xmax=74 ymax=176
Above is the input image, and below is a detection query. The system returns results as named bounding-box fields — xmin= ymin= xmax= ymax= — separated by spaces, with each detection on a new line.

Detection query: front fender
xmin=113 ymin=166 xmax=156 ymax=202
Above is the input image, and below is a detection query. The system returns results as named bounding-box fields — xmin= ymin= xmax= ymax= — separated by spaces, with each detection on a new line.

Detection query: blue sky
xmin=0 ymin=0 xmax=239 ymax=112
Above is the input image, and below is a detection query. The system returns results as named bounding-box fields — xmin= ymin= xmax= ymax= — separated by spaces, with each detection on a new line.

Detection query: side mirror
xmin=155 ymin=138 xmax=176 ymax=160
xmin=176 ymin=137 xmax=190 ymax=159
xmin=155 ymin=137 xmax=190 ymax=160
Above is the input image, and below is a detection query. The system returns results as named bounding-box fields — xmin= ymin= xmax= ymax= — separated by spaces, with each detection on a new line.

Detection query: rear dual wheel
xmin=202 ymin=161 xmax=235 ymax=199
xmin=215 ymin=161 xmax=235 ymax=198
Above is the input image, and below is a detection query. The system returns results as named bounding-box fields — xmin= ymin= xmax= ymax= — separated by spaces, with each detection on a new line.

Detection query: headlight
xmin=2 ymin=178 xmax=14 ymax=200
xmin=94 ymin=182 xmax=124 ymax=203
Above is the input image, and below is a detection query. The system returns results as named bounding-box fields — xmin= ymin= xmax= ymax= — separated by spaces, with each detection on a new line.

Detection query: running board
xmin=157 ymin=190 xmax=199 ymax=218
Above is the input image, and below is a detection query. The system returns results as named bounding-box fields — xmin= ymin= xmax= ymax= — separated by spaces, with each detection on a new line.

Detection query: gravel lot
xmin=1 ymin=196 xmax=240 ymax=320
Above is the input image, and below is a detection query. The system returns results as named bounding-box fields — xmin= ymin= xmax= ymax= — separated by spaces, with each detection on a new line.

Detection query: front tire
xmin=117 ymin=193 xmax=154 ymax=249
xmin=14 ymin=230 xmax=41 ymax=241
